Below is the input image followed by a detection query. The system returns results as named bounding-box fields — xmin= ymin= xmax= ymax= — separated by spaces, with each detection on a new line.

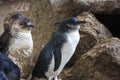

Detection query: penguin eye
xmin=20 ymin=22 xmax=25 ymax=26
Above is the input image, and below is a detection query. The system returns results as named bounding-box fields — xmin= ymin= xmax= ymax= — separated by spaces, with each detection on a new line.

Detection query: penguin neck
xmin=11 ymin=31 xmax=32 ymax=39
xmin=58 ymin=24 xmax=80 ymax=33
xmin=58 ymin=28 xmax=79 ymax=34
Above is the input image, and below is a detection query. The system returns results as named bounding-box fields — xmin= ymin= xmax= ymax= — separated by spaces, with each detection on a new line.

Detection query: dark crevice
xmin=94 ymin=14 xmax=120 ymax=38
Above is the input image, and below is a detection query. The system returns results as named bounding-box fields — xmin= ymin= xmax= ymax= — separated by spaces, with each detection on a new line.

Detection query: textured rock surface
xmin=63 ymin=38 xmax=120 ymax=80
xmin=73 ymin=0 xmax=120 ymax=15
xmin=66 ymin=12 xmax=113 ymax=67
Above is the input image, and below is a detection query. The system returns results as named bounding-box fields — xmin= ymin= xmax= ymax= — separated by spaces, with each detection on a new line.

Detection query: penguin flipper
xmin=32 ymin=45 xmax=53 ymax=78
xmin=53 ymin=45 xmax=62 ymax=71
xmin=0 ymin=31 xmax=11 ymax=54
xmin=52 ymin=32 xmax=67 ymax=71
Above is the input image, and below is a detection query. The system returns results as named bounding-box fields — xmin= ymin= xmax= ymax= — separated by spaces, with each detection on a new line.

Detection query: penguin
xmin=31 ymin=17 xmax=86 ymax=80
xmin=0 ymin=13 xmax=34 ymax=79
xmin=0 ymin=52 xmax=20 ymax=80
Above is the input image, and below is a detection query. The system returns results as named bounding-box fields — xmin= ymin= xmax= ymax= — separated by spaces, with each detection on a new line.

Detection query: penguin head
xmin=59 ymin=17 xmax=86 ymax=32
xmin=4 ymin=13 xmax=34 ymax=33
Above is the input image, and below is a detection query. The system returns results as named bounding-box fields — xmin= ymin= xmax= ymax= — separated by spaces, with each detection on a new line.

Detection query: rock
xmin=50 ymin=0 xmax=74 ymax=21
xmin=0 ymin=1 xmax=2 ymax=4
xmin=79 ymin=12 xmax=113 ymax=41
xmin=66 ymin=12 xmax=112 ymax=67
xmin=64 ymin=38 xmax=120 ymax=80
xmin=73 ymin=0 xmax=120 ymax=15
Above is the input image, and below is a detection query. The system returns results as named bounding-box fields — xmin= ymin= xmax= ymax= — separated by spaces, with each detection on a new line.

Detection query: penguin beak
xmin=26 ymin=22 xmax=35 ymax=28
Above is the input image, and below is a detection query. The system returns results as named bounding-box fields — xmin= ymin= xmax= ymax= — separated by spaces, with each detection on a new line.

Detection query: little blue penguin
xmin=0 ymin=13 xmax=34 ymax=79
xmin=0 ymin=52 xmax=20 ymax=80
xmin=31 ymin=17 xmax=86 ymax=80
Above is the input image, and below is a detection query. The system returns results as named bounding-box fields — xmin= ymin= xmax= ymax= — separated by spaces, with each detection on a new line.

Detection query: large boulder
xmin=73 ymin=0 xmax=120 ymax=15
xmin=63 ymin=38 xmax=120 ymax=80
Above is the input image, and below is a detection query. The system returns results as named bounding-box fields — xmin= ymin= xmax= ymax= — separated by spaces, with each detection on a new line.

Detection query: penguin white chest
xmin=60 ymin=30 xmax=80 ymax=68
xmin=7 ymin=32 xmax=33 ymax=78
